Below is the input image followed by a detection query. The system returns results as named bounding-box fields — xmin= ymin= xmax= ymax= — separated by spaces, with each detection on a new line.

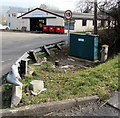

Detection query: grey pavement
xmin=50 ymin=92 xmax=120 ymax=117
xmin=50 ymin=102 xmax=119 ymax=116
xmin=107 ymin=91 xmax=120 ymax=110
xmin=1 ymin=31 xmax=67 ymax=76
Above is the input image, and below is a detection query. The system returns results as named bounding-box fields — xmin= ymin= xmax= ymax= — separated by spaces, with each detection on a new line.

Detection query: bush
xmin=98 ymin=28 xmax=120 ymax=53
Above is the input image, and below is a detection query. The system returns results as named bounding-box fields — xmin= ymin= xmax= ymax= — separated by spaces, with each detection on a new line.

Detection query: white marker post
xmin=67 ymin=20 xmax=70 ymax=37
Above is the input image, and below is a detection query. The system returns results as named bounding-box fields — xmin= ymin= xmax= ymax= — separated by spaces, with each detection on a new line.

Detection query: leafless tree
xmin=97 ymin=0 xmax=119 ymax=31
xmin=98 ymin=0 xmax=120 ymax=50
xmin=75 ymin=0 xmax=94 ymax=13
xmin=39 ymin=4 xmax=59 ymax=11
xmin=40 ymin=4 xmax=48 ymax=9
xmin=75 ymin=0 xmax=120 ymax=50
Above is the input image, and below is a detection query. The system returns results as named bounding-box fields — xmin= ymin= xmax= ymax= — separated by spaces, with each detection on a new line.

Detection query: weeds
xmin=19 ymin=53 xmax=119 ymax=107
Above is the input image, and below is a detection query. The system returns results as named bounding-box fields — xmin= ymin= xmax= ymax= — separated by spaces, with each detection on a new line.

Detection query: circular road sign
xmin=64 ymin=10 xmax=72 ymax=20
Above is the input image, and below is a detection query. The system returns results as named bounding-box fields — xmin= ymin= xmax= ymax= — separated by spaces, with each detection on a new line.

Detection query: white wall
xmin=16 ymin=18 xmax=30 ymax=31
xmin=22 ymin=9 xmax=48 ymax=18
xmin=47 ymin=17 xmax=63 ymax=26
xmin=7 ymin=17 xmax=30 ymax=31
xmin=66 ymin=19 xmax=104 ymax=33
xmin=71 ymin=20 xmax=94 ymax=32
xmin=7 ymin=9 xmax=30 ymax=31
xmin=20 ymin=9 xmax=64 ymax=30
xmin=7 ymin=8 xmax=107 ymax=32
xmin=7 ymin=9 xmax=18 ymax=29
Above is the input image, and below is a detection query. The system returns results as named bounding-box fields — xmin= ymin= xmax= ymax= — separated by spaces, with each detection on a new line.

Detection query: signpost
xmin=64 ymin=10 xmax=72 ymax=20
xmin=64 ymin=10 xmax=72 ymax=38
xmin=64 ymin=19 xmax=75 ymax=30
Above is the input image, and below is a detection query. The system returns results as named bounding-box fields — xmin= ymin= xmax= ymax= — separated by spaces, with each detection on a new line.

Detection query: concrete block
xmin=11 ymin=85 xmax=22 ymax=108
xmin=29 ymin=80 xmax=46 ymax=95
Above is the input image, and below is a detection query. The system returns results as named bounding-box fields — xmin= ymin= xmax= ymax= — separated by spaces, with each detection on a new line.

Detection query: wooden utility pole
xmin=94 ymin=0 xmax=97 ymax=34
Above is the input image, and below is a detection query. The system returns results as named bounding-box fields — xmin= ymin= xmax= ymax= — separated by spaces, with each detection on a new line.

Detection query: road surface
xmin=50 ymin=103 xmax=119 ymax=116
xmin=1 ymin=31 xmax=67 ymax=76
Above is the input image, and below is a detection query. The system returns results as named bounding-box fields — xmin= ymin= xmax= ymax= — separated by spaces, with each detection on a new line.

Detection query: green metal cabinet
xmin=69 ymin=33 xmax=99 ymax=60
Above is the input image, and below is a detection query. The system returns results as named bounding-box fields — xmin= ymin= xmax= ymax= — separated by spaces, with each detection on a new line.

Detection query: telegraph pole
xmin=94 ymin=0 xmax=97 ymax=34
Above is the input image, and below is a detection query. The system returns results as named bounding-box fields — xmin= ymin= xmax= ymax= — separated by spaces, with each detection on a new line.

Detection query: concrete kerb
xmin=2 ymin=95 xmax=99 ymax=116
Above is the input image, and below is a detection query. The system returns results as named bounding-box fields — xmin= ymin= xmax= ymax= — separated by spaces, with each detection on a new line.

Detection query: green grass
xmin=39 ymin=53 xmax=47 ymax=58
xmin=2 ymin=84 xmax=13 ymax=109
xmin=20 ymin=54 xmax=119 ymax=107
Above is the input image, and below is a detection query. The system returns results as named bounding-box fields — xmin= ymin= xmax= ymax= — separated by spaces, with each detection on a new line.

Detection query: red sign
xmin=64 ymin=10 xmax=72 ymax=20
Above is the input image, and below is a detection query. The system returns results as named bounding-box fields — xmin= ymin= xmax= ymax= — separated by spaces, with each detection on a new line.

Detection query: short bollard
xmin=101 ymin=45 xmax=109 ymax=62
xmin=55 ymin=61 xmax=60 ymax=66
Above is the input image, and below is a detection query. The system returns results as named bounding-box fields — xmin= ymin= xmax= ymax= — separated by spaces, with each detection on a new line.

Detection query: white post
xmin=67 ymin=22 xmax=70 ymax=37
xmin=67 ymin=21 xmax=70 ymax=46
xmin=101 ymin=45 xmax=109 ymax=62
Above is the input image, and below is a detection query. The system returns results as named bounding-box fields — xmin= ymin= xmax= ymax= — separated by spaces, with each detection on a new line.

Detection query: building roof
xmin=53 ymin=9 xmax=106 ymax=20
xmin=9 ymin=7 xmax=28 ymax=13
xmin=17 ymin=7 xmax=107 ymax=20
xmin=17 ymin=8 xmax=63 ymax=18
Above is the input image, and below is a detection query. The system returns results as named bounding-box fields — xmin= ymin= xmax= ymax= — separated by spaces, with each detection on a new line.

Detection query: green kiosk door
xmin=69 ymin=33 xmax=99 ymax=61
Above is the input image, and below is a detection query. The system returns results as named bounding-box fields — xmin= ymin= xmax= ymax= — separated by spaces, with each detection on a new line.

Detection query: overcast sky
xmin=1 ymin=0 xmax=79 ymax=11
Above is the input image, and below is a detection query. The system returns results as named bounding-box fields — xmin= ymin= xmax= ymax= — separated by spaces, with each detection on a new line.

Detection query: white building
xmin=7 ymin=7 xmax=107 ymax=32
xmin=7 ymin=7 xmax=28 ymax=30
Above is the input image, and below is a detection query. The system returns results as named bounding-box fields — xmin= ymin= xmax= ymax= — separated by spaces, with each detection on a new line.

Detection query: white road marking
xmin=8 ymin=59 xmax=12 ymax=60
xmin=1 ymin=61 xmax=5 ymax=63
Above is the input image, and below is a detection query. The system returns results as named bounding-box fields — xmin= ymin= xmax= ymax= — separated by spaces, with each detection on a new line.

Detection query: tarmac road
xmin=1 ymin=31 xmax=67 ymax=76
xmin=50 ymin=103 xmax=119 ymax=116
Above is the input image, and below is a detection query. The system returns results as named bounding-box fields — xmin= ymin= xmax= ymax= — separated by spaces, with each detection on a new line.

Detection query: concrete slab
xmin=29 ymin=80 xmax=46 ymax=95
xmin=107 ymin=91 xmax=120 ymax=110
xmin=11 ymin=85 xmax=22 ymax=108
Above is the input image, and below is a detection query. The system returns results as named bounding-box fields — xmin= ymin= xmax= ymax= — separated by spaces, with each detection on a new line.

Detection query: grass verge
xmin=18 ymin=53 xmax=119 ymax=107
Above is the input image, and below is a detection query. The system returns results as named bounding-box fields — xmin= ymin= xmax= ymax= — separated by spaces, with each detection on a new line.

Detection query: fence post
xmin=29 ymin=50 xmax=38 ymax=63
xmin=20 ymin=59 xmax=28 ymax=75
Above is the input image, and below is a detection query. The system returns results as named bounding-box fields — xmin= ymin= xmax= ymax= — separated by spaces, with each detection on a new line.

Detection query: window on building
xmin=12 ymin=13 xmax=16 ymax=17
xmin=8 ymin=14 xmax=11 ymax=17
xmin=82 ymin=19 xmax=87 ymax=26
xmin=9 ymin=23 xmax=10 ymax=27
xmin=93 ymin=20 xmax=94 ymax=26
xmin=101 ymin=20 xmax=105 ymax=27
xmin=39 ymin=20 xmax=44 ymax=23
